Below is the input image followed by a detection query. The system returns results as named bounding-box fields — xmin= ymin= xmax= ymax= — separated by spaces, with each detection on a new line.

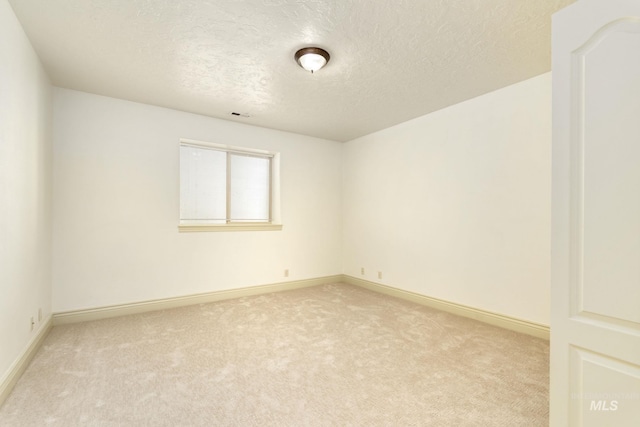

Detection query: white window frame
xmin=178 ymin=138 xmax=282 ymax=232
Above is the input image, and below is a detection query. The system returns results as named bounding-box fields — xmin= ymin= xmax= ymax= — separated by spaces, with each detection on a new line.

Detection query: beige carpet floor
xmin=0 ymin=283 xmax=549 ymax=426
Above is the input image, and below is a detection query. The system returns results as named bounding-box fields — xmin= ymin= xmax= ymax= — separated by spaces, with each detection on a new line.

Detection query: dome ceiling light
xmin=294 ymin=47 xmax=330 ymax=73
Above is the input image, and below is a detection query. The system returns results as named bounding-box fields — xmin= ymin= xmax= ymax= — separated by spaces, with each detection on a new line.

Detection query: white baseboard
xmin=52 ymin=273 xmax=549 ymax=340
xmin=0 ymin=315 xmax=53 ymax=408
xmin=342 ymin=275 xmax=550 ymax=340
xmin=53 ymin=275 xmax=343 ymax=326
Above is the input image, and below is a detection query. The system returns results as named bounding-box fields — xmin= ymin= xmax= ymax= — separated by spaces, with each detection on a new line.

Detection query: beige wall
xmin=53 ymin=75 xmax=552 ymax=324
xmin=52 ymin=89 xmax=343 ymax=312
xmin=342 ymin=73 xmax=552 ymax=325
xmin=0 ymin=0 xmax=52 ymax=383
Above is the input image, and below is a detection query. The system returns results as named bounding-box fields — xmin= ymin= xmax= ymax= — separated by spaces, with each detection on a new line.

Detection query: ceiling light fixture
xmin=294 ymin=47 xmax=330 ymax=73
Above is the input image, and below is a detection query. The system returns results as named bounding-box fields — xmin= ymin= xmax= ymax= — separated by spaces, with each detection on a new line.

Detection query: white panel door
xmin=551 ymin=1 xmax=640 ymax=426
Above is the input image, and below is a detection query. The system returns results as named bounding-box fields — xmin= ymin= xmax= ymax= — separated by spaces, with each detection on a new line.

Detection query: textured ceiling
xmin=8 ymin=0 xmax=574 ymax=142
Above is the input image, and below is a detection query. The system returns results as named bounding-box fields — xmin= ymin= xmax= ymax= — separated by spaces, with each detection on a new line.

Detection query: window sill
xmin=178 ymin=223 xmax=283 ymax=232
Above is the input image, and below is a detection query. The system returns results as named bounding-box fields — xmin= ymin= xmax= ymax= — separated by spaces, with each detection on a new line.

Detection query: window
xmin=179 ymin=139 xmax=281 ymax=232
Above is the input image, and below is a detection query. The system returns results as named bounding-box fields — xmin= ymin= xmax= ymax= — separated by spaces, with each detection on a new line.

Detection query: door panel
xmin=581 ymin=22 xmax=640 ymax=326
xmin=570 ymin=348 xmax=640 ymax=426
xmin=551 ymin=1 xmax=640 ymax=426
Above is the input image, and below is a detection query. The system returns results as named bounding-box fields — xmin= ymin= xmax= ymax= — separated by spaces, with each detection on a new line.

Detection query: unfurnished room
xmin=1 ymin=0 xmax=639 ymax=425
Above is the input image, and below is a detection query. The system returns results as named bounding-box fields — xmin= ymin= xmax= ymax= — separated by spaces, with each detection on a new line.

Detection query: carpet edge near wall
xmin=0 ymin=316 xmax=53 ymax=408
xmin=53 ymin=274 xmax=550 ymax=338
xmin=342 ymin=275 xmax=550 ymax=340
xmin=52 ymin=275 xmax=344 ymax=326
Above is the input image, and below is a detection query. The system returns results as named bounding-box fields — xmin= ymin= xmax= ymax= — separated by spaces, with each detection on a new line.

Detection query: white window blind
xmin=230 ymin=154 xmax=270 ymax=222
xmin=180 ymin=145 xmax=227 ymax=222
xmin=180 ymin=142 xmax=273 ymax=225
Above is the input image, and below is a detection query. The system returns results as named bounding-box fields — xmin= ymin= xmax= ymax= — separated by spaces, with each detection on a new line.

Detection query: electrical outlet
xmin=361 ymin=267 xmax=365 ymax=275
xmin=38 ymin=308 xmax=42 ymax=322
xmin=284 ymin=269 xmax=289 ymax=277
xmin=378 ymin=271 xmax=383 ymax=279
xmin=30 ymin=317 xmax=35 ymax=331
